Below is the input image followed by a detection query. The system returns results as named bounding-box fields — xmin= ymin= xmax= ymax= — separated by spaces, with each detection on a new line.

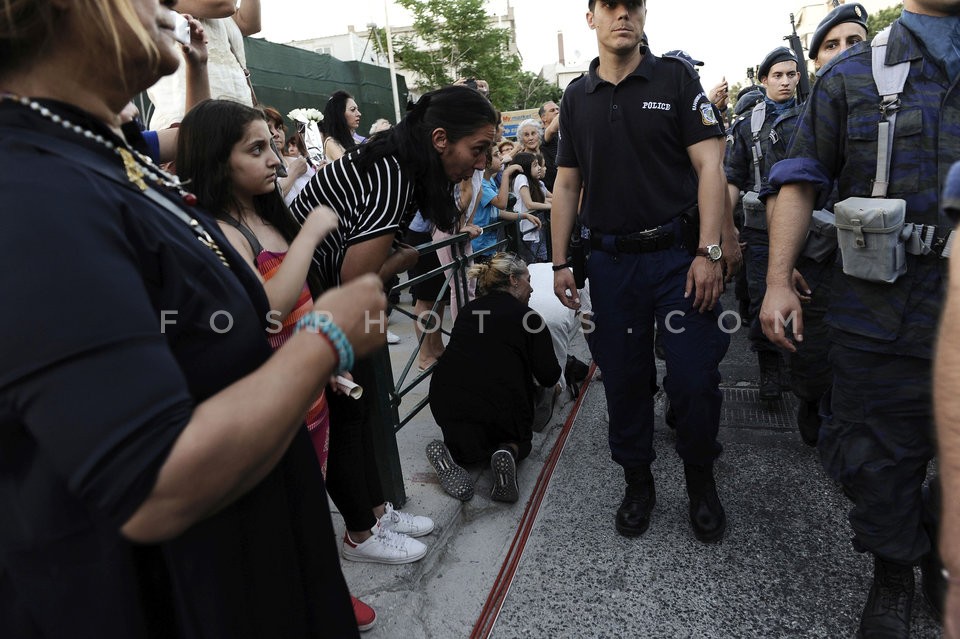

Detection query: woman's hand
xmin=312 ymin=274 xmax=387 ymax=358
xmin=329 ymin=371 xmax=353 ymax=395
xmin=502 ymin=163 xmax=522 ymax=179
xmin=287 ymin=156 xmax=308 ymax=180
xmin=462 ymin=223 xmax=483 ymax=239
xmin=181 ymin=14 xmax=208 ymax=66
xmin=524 ymin=213 xmax=542 ymax=229
xmin=301 ymin=205 xmax=338 ymax=245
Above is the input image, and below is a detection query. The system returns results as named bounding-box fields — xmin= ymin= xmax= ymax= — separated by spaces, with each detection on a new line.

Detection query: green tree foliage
xmin=867 ymin=5 xmax=903 ymax=39
xmin=383 ymin=0 xmax=560 ymax=111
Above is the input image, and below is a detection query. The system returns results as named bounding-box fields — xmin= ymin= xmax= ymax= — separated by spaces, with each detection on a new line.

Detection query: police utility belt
xmin=833 ymin=27 xmax=955 ymax=284
xmin=590 ymin=224 xmax=675 ymax=254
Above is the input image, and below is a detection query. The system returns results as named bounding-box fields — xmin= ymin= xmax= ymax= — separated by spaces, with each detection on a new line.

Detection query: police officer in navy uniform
xmin=551 ymin=0 xmax=731 ymax=543
xmin=762 ymin=0 xmax=959 ymax=634
xmin=725 ymin=47 xmax=801 ymax=404
xmin=761 ymin=4 xmax=870 ymax=447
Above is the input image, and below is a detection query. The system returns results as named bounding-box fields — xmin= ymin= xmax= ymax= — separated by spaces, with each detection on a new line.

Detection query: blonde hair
xmin=1 ymin=0 xmax=159 ymax=87
xmin=468 ymin=252 xmax=528 ymax=296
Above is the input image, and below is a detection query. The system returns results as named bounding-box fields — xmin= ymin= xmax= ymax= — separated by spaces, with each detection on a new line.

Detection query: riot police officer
xmin=761 ymin=4 xmax=870 ymax=447
xmin=724 ymin=46 xmax=800 ymax=402
xmin=762 ymin=1 xmax=960 ymax=635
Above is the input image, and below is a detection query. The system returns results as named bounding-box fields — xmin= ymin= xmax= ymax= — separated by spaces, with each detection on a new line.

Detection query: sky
xmin=256 ymin=0 xmax=895 ymax=91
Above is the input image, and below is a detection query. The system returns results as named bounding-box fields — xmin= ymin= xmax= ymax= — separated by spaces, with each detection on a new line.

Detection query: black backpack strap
xmin=221 ymin=215 xmax=264 ymax=257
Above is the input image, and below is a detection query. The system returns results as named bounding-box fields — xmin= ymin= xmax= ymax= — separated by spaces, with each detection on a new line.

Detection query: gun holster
xmin=679 ymin=205 xmax=700 ymax=256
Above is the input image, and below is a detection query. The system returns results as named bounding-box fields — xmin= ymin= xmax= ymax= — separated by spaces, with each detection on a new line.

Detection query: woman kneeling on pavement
xmin=427 ymin=252 xmax=561 ymax=503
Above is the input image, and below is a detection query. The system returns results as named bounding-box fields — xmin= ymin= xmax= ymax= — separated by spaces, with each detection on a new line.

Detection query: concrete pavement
xmin=334 ymin=293 xmax=941 ymax=638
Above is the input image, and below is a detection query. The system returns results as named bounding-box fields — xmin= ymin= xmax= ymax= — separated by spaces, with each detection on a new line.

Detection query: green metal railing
xmin=371 ymin=219 xmax=526 ymax=505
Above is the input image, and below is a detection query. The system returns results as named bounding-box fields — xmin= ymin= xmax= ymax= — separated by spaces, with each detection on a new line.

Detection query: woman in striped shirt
xmin=289 ymin=85 xmax=500 ymax=563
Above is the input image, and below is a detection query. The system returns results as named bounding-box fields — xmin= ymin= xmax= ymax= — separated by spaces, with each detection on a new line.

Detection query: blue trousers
xmin=586 ymin=245 xmax=730 ymax=469
xmin=742 ymin=226 xmax=778 ymax=353
xmin=820 ymin=344 xmax=935 ymax=563
xmin=789 ymin=254 xmax=834 ymax=403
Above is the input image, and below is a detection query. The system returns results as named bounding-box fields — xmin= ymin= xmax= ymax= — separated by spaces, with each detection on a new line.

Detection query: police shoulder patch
xmin=700 ymin=102 xmax=718 ymax=126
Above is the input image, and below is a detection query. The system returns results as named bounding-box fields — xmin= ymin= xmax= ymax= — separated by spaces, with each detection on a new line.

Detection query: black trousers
xmin=325 ymin=358 xmax=385 ymax=532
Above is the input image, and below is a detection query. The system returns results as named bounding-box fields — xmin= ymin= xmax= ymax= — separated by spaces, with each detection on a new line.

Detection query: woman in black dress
xmin=0 ymin=1 xmax=384 ymax=637
xmin=428 ymin=252 xmax=561 ymax=503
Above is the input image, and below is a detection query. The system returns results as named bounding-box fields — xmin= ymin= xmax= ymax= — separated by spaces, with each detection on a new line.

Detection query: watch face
xmin=708 ymin=245 xmax=722 ymax=261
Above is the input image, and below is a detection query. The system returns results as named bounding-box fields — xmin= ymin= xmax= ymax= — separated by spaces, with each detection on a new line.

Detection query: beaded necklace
xmin=3 ymin=95 xmax=231 ymax=268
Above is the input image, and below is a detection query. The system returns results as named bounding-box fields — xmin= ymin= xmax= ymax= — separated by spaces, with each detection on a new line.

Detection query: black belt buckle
xmin=618 ymin=227 xmax=673 ymax=253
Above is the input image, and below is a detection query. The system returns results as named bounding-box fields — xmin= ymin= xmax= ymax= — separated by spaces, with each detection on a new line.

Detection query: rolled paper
xmin=335 ymin=375 xmax=363 ymax=399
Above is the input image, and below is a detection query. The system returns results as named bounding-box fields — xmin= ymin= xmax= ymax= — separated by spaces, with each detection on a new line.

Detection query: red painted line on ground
xmin=469 ymin=364 xmax=598 ymax=639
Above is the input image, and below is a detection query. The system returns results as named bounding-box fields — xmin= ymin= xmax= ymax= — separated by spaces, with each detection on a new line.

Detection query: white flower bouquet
xmin=287 ymin=108 xmax=325 ymax=165
xmin=287 ymin=107 xmax=324 ymax=123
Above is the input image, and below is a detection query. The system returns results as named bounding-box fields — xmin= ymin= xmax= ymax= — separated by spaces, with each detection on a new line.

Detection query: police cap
xmin=663 ymin=50 xmax=704 ymax=67
xmin=808 ymin=3 xmax=869 ymax=60
xmin=757 ymin=46 xmax=798 ymax=81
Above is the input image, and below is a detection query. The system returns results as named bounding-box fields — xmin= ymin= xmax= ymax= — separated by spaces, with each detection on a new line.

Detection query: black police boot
xmin=616 ymin=465 xmax=655 ymax=537
xmin=758 ymin=351 xmax=782 ymax=401
xmin=796 ymin=399 xmax=821 ymax=447
xmin=683 ymin=463 xmax=726 ymax=543
xmin=857 ymin=555 xmax=914 ymax=639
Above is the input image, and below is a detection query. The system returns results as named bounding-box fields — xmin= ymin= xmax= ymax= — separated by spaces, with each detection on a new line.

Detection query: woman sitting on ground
xmin=427 ymin=252 xmax=561 ymax=503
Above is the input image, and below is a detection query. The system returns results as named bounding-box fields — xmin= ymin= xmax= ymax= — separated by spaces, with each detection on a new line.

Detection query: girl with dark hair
xmin=176 ymin=99 xmax=334 ymax=339
xmin=177 ymin=97 xmax=341 ymax=479
xmin=282 ymin=129 xmax=318 ymax=206
xmin=177 ymin=99 xmax=385 ymax=628
xmin=323 ymin=90 xmax=364 ymax=162
xmin=287 ymin=84 xmax=497 ymax=563
xmin=511 ymin=152 xmax=552 ymax=262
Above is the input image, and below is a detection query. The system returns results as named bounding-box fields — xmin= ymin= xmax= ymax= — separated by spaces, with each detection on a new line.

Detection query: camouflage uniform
xmin=762 ymin=107 xmax=834 ymax=415
xmin=725 ymin=98 xmax=797 ymax=399
xmin=769 ymin=20 xmax=958 ymax=564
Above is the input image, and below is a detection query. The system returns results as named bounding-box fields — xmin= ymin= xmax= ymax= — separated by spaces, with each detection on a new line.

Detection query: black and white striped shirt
xmin=290 ymin=150 xmax=416 ymax=290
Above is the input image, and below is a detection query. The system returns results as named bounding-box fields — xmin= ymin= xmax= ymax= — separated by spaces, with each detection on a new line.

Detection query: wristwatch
xmin=552 ymin=260 xmax=572 ymax=272
xmin=695 ymin=244 xmax=723 ymax=262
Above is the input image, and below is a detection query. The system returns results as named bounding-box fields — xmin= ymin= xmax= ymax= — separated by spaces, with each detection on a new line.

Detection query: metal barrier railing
xmin=371 ymin=218 xmax=525 ymax=505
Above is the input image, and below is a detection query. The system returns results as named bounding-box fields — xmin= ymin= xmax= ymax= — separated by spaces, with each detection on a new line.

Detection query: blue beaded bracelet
xmin=294 ymin=311 xmax=355 ymax=374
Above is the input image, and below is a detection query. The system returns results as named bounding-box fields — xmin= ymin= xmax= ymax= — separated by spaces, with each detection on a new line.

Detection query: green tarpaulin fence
xmin=137 ymin=37 xmax=409 ymax=133
xmin=244 ymin=38 xmax=409 ymax=130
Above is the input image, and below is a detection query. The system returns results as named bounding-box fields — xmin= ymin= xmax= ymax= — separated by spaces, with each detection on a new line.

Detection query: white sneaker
xmin=341 ymin=523 xmax=427 ymax=564
xmin=378 ymin=502 xmax=434 ymax=538
xmin=386 ymin=330 xmax=401 ymax=345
